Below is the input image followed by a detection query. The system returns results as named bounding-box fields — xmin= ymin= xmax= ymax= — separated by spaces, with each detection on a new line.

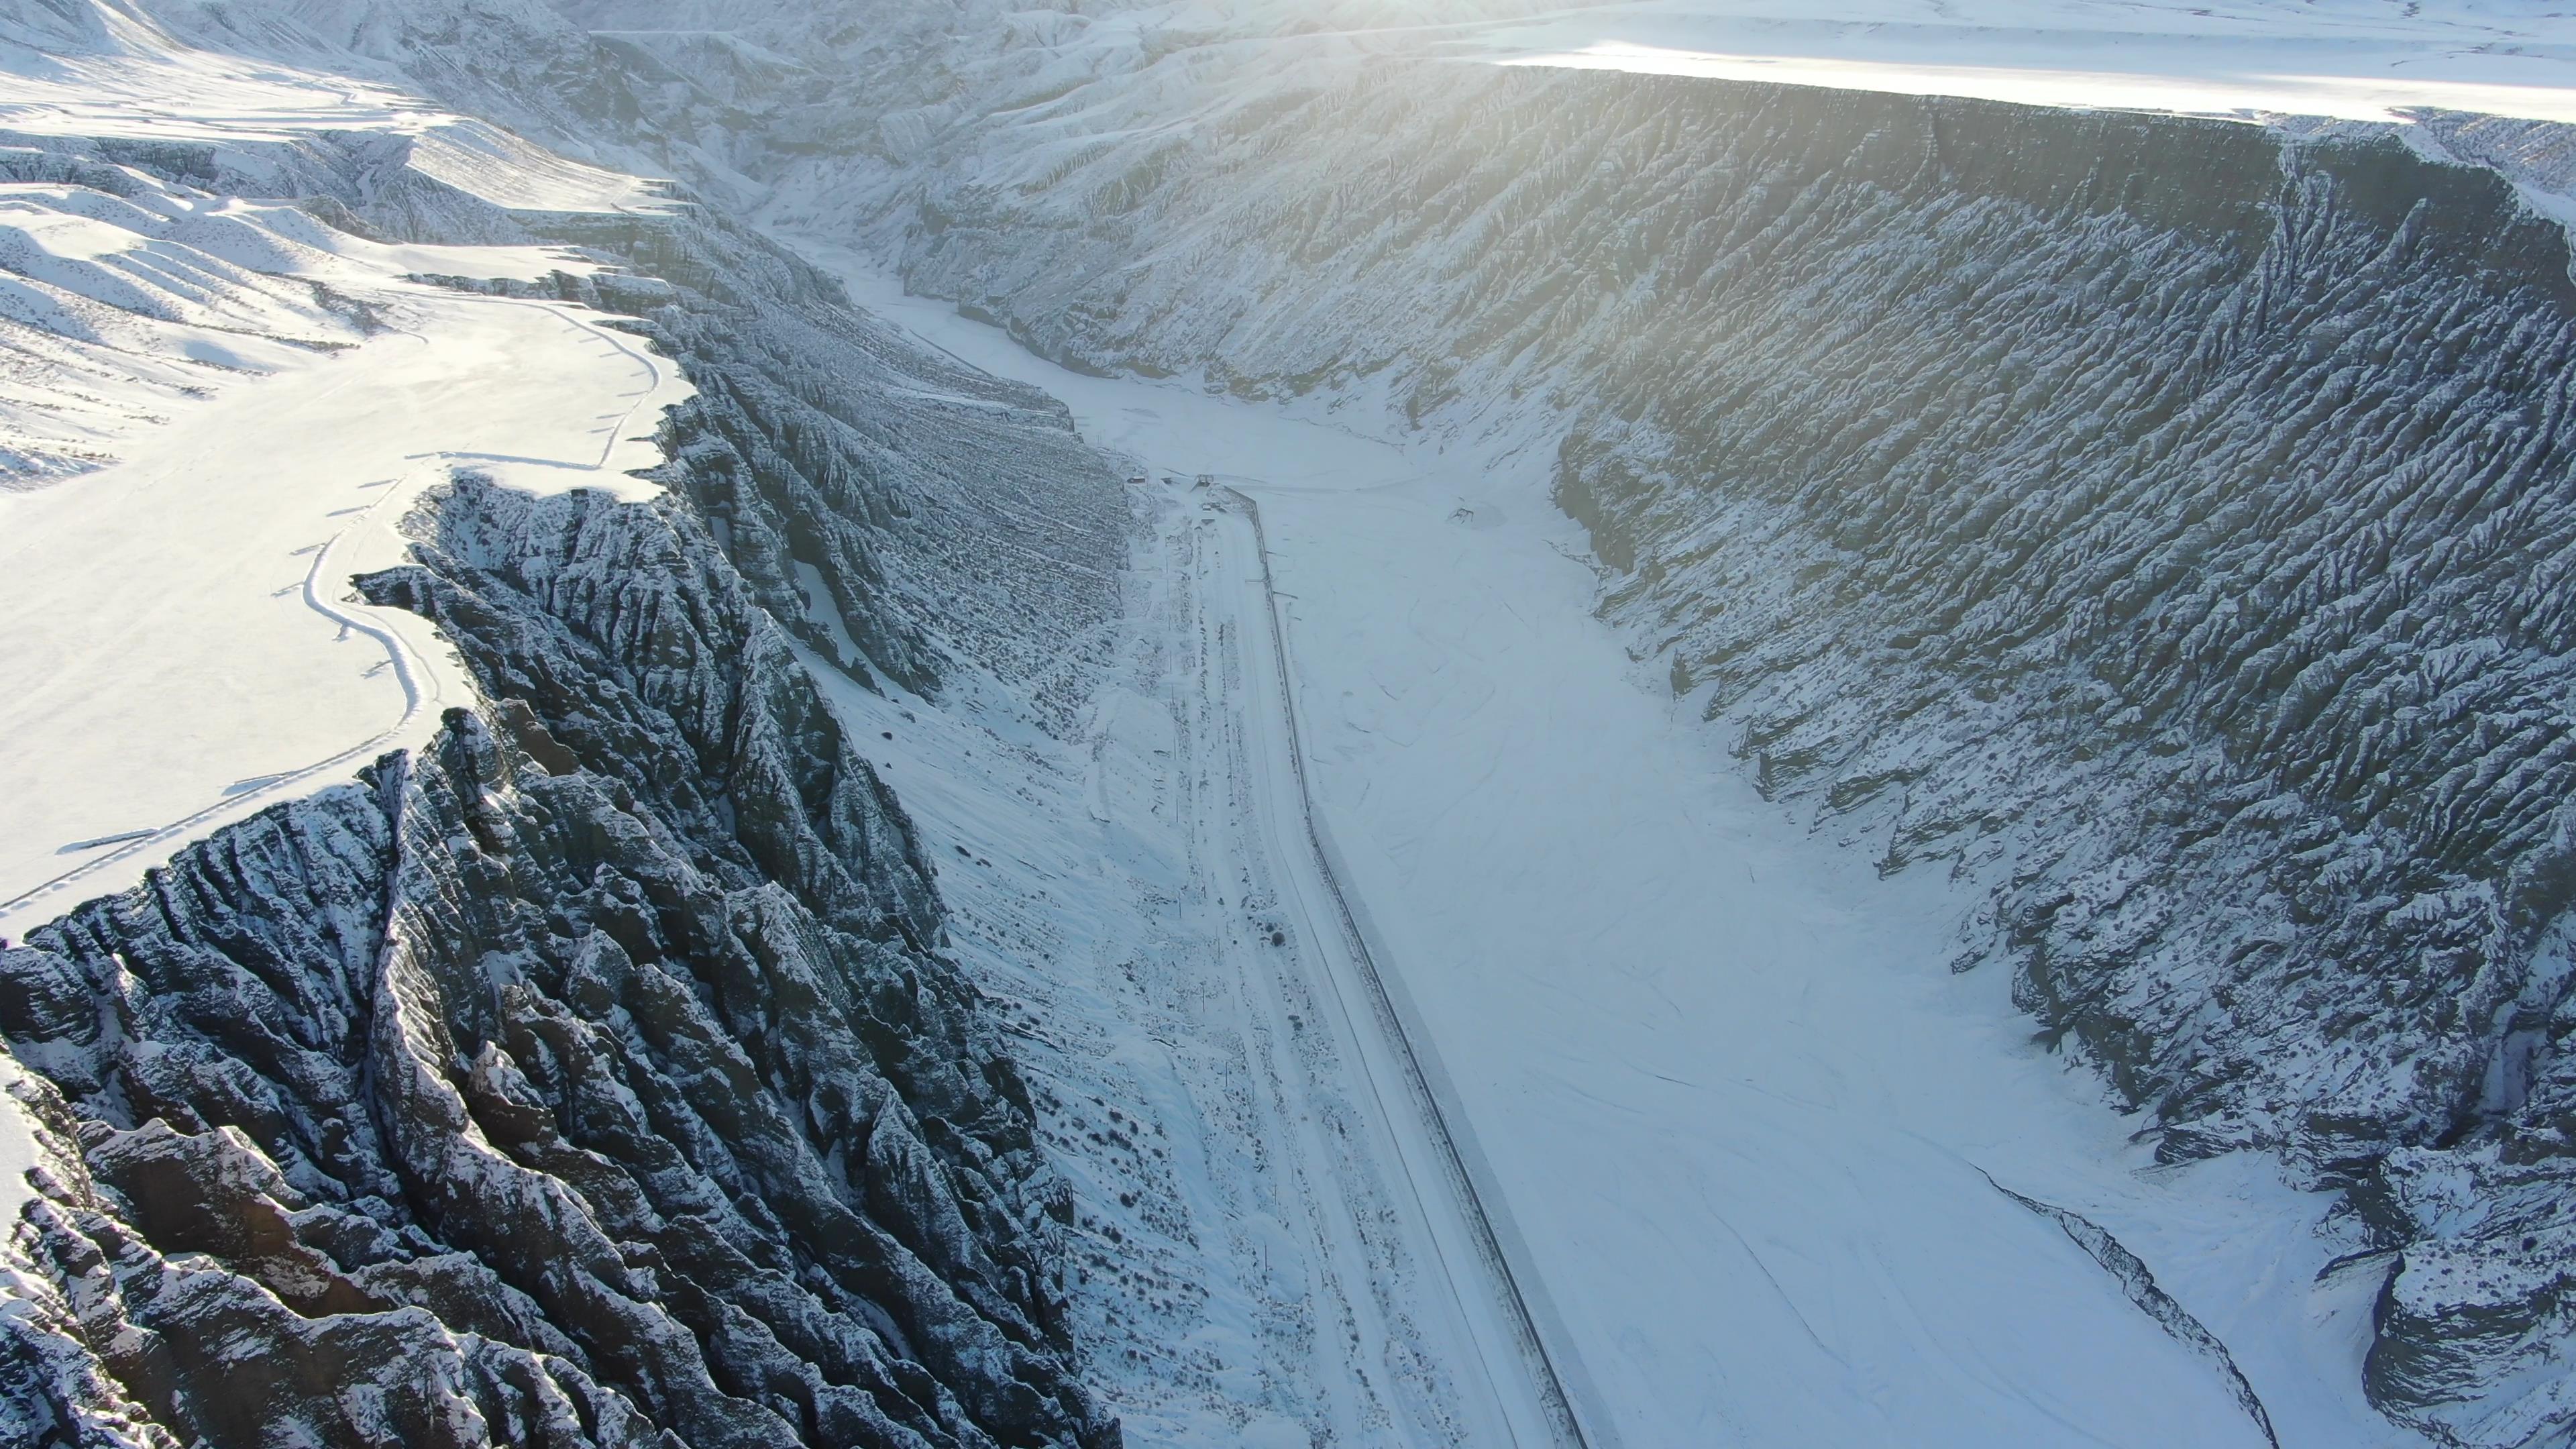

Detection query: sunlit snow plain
xmin=782 ymin=240 xmax=2425 ymax=1448
xmin=0 ymin=45 xmax=690 ymax=931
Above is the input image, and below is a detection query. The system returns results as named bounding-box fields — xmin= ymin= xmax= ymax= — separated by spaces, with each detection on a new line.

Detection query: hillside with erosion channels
xmin=0 ymin=5 xmax=1128 ymax=1444
xmin=9 ymin=0 xmax=2576 ymax=1446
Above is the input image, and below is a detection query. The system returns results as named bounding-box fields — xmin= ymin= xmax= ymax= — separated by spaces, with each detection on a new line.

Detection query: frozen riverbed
xmin=799 ymin=238 xmax=2422 ymax=1448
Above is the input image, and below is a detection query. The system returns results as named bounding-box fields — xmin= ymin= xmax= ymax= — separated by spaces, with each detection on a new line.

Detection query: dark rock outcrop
xmin=0 ymin=479 xmax=1118 ymax=1448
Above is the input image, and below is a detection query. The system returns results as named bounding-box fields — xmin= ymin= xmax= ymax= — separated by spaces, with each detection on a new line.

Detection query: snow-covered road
xmin=1203 ymin=480 xmax=1595 ymax=1447
xmin=794 ymin=467 xmax=1581 ymax=1445
xmin=1235 ymin=460 xmax=2326 ymax=1449
xmin=808 ymin=241 xmax=2426 ymax=1448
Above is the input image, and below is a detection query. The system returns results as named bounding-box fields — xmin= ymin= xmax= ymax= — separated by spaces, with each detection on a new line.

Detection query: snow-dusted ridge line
xmin=1212 ymin=480 xmax=1604 ymax=1449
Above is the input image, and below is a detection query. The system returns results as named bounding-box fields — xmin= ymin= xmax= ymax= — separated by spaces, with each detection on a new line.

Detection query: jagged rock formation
xmin=0 ymin=476 xmax=1118 ymax=1449
xmin=417 ymin=219 xmax=1127 ymax=728
xmin=0 ymin=14 xmax=1136 ymax=1437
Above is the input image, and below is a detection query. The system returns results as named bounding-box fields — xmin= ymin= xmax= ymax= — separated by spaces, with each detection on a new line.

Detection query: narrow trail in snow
xmin=1203 ymin=480 xmax=1605 ymax=1449
xmin=0 ymin=468 xmax=441 ymax=924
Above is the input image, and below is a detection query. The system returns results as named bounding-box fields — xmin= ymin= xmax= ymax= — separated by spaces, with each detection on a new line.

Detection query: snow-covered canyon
xmin=5 ymin=1 xmax=2576 ymax=1447
xmin=745 ymin=24 xmax=2576 ymax=1442
xmin=816 ymin=257 xmax=2374 ymax=1448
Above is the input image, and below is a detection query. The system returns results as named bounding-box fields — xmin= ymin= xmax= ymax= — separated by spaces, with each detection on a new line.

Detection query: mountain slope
xmin=3 ymin=479 xmax=1114 ymax=1448
xmin=0 ymin=11 xmax=1135 ymax=1445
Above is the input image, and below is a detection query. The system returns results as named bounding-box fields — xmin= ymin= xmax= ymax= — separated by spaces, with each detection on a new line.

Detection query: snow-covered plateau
xmin=4 ymin=1 xmax=2576 ymax=1448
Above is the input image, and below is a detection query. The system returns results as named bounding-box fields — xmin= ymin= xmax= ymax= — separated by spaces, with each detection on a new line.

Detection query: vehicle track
xmin=1201 ymin=481 xmax=1607 ymax=1449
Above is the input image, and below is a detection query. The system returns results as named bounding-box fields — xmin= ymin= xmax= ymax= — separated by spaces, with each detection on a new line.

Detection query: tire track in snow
xmin=1205 ymin=481 xmax=1609 ymax=1449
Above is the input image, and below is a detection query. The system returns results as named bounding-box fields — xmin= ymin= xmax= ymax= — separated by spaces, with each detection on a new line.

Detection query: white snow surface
xmin=0 ymin=36 xmax=692 ymax=929
xmin=1024 ymin=0 xmax=2576 ymax=127
xmin=794 ymin=241 xmax=2432 ymax=1449
xmin=1455 ymin=0 xmax=2576 ymax=124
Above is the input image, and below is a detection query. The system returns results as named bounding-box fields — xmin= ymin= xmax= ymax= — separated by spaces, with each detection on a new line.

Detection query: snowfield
xmin=0 ymin=39 xmax=690 ymax=928
xmin=1460 ymin=0 xmax=2576 ymax=125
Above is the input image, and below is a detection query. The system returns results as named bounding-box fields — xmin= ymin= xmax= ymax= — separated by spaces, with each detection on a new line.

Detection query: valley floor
xmin=795 ymin=237 xmax=2434 ymax=1449
xmin=790 ymin=440 xmax=1555 ymax=1448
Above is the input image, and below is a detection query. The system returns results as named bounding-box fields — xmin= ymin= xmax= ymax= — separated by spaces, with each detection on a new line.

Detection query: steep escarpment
xmin=704 ymin=52 xmax=2576 ymax=1446
xmin=0 ymin=40 xmax=1134 ymax=1442
xmin=0 ymin=477 xmax=1118 ymax=1449
xmin=417 ymin=207 xmax=1127 ymax=727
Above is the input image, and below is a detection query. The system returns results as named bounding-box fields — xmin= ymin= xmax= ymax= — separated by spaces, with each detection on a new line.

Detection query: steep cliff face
xmin=0 ymin=26 xmax=1134 ymax=1438
xmin=419 ymin=213 xmax=1127 ymax=728
xmin=0 ymin=478 xmax=1118 ymax=1449
xmin=661 ymin=46 xmax=2576 ymax=1446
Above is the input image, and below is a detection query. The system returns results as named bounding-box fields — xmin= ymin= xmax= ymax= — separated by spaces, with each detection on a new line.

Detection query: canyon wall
xmin=782 ymin=48 xmax=2576 ymax=1446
